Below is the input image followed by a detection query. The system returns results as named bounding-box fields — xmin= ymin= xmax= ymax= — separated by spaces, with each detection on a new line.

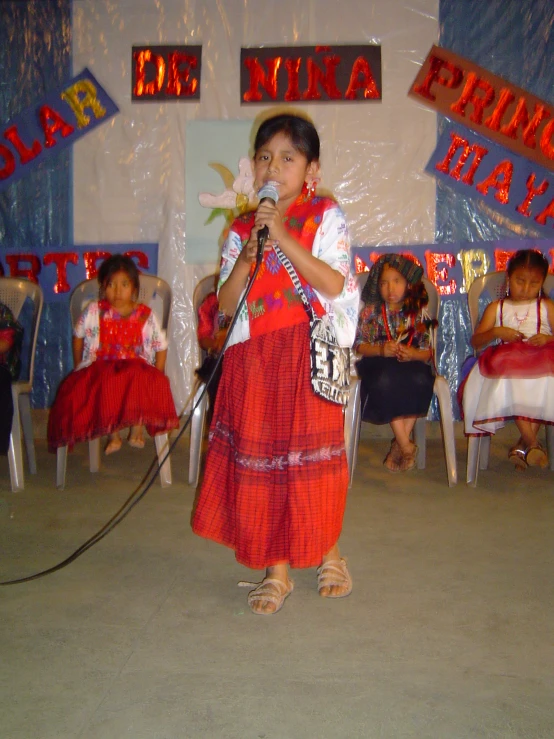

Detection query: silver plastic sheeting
xmin=3 ymin=0 xmax=551 ymax=424
xmin=70 ymin=0 xmax=439 ymax=414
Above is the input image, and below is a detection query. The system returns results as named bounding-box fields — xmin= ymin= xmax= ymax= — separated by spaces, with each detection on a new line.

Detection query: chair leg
xmin=434 ymin=376 xmax=458 ymax=487
xmin=56 ymin=446 xmax=68 ymax=490
xmin=546 ymin=425 xmax=554 ymax=472
xmin=89 ymin=438 xmax=101 ymax=473
xmin=413 ymin=417 xmax=426 ymax=470
xmin=189 ymin=383 xmax=208 ymax=487
xmin=8 ymin=402 xmax=24 ymax=492
xmin=479 ymin=435 xmax=491 ymax=469
xmin=18 ymin=392 xmax=37 ymax=475
xmin=155 ymin=433 xmax=172 ymax=488
xmin=466 ymin=436 xmax=481 ymax=486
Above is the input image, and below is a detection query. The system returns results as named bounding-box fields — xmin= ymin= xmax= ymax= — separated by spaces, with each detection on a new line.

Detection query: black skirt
xmin=355 ymin=355 xmax=434 ymax=424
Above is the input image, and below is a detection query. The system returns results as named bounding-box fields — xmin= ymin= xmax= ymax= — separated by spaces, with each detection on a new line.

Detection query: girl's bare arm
xmin=471 ymin=301 xmax=523 ymax=349
xmin=155 ymin=348 xmax=167 ymax=372
xmin=72 ymin=336 xmax=84 ymax=367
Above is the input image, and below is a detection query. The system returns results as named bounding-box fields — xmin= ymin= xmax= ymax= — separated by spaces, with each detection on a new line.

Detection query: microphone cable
xmin=1 ymin=256 xmax=265 ymax=586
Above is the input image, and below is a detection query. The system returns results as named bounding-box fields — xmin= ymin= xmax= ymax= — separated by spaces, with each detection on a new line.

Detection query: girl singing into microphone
xmin=192 ymin=112 xmax=359 ymax=615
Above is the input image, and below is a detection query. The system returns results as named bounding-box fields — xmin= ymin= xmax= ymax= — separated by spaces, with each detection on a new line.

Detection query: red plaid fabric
xmin=48 ymin=358 xmax=179 ymax=451
xmin=191 ymin=322 xmax=348 ymax=570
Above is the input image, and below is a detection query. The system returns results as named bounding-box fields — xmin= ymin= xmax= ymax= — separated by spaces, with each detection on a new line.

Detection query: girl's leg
xmin=318 ymin=543 xmax=352 ymax=598
xmin=247 ymin=562 xmax=293 ymax=615
xmin=383 ymin=427 xmax=403 ymax=472
xmin=128 ymin=425 xmax=145 ymax=448
xmin=390 ymin=416 xmax=417 ymax=454
xmin=515 ymin=419 xmax=540 ymax=448
xmin=384 ymin=418 xmax=418 ymax=472
xmin=516 ymin=420 xmax=547 ymax=467
xmin=391 ymin=417 xmax=420 ymax=472
xmin=105 ymin=431 xmax=122 ymax=455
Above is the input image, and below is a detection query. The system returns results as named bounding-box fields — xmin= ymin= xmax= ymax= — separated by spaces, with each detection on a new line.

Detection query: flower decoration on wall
xmin=198 ymin=156 xmax=257 ymax=225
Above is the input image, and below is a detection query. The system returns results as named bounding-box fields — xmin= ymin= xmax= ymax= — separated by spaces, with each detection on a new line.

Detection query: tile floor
xmin=1 ymin=425 xmax=553 ymax=738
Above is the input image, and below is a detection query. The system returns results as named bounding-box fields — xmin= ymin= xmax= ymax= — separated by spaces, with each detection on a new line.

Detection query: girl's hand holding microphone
xmin=253 ymin=197 xmax=286 ymax=248
xmin=240 ymin=227 xmax=274 ymax=266
xmin=239 ymin=187 xmax=283 ymax=267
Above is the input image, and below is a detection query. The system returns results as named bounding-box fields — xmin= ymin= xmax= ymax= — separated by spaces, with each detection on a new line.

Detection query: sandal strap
xmin=317 ymin=558 xmax=353 ymax=596
xmin=399 ymin=444 xmax=418 ymax=472
xmin=239 ymin=577 xmax=294 ymax=613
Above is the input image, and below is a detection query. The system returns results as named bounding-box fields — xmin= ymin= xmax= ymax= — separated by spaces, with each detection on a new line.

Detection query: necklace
xmin=512 ymin=307 xmax=529 ymax=328
xmin=381 ymin=303 xmax=413 ymax=346
xmin=499 ymin=298 xmax=541 ymax=335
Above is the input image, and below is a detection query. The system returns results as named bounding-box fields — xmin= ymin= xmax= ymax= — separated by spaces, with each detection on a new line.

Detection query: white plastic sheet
xmin=71 ymin=0 xmax=439 ymax=411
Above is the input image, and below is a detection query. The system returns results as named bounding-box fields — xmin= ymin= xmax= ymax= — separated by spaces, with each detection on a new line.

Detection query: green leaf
xmin=205 ymin=208 xmax=228 ymax=225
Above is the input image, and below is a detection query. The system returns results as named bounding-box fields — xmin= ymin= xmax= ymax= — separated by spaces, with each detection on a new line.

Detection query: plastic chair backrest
xmin=467 ymin=271 xmax=554 ymax=331
xmin=0 ymin=277 xmax=43 ymax=386
xmin=70 ymin=274 xmax=172 ymax=331
xmin=422 ymin=276 xmax=439 ymax=321
xmin=193 ymin=274 xmax=217 ymax=317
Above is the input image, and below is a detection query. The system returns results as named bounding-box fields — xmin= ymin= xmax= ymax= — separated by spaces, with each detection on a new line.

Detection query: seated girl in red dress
xmin=48 ymin=254 xmax=179 ymax=455
xmin=461 ymin=249 xmax=554 ymax=470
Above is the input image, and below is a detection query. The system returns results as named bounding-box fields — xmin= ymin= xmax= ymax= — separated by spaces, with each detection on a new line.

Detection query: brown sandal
xmin=508 ymin=440 xmax=528 ymax=471
xmin=383 ymin=439 xmax=403 ymax=473
xmin=525 ymin=443 xmax=548 ymax=468
xmin=399 ymin=444 xmax=418 ymax=472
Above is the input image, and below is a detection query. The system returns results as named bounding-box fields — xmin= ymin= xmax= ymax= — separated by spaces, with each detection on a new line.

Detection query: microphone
xmin=256 ymin=181 xmax=280 ymax=263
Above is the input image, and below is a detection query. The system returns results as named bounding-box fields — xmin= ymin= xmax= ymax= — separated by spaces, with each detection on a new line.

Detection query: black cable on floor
xmin=0 ymin=260 xmax=262 ymax=586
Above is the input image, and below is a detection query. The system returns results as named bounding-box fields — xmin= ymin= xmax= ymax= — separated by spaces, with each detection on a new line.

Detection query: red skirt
xmin=48 ymin=358 xmax=179 ymax=452
xmin=478 ymin=341 xmax=554 ymax=378
xmin=191 ymin=322 xmax=348 ymax=570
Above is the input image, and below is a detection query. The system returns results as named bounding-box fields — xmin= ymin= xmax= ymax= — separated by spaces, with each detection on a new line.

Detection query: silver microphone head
xmin=257 ymin=181 xmax=280 ymax=204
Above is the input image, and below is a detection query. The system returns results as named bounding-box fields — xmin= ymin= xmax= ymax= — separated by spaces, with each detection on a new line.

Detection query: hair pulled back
xmin=254 ymin=113 xmax=320 ymax=163
xmin=507 ymin=249 xmax=549 ymax=280
xmin=98 ymin=254 xmax=140 ymax=292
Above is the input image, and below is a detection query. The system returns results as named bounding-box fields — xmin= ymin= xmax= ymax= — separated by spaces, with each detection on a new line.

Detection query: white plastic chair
xmin=465 ymin=271 xmax=554 ymax=485
xmin=188 ymin=274 xmax=218 ymax=487
xmin=345 ymin=277 xmax=458 ymax=488
xmin=0 ymin=277 xmax=43 ymax=492
xmin=56 ymin=274 xmax=174 ymax=489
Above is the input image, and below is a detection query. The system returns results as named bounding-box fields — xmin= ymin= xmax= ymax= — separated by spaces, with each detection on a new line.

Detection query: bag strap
xmin=274 ymin=245 xmax=317 ymax=322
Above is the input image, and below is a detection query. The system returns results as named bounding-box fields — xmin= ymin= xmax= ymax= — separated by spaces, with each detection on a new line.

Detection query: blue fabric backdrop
xmin=0 ymin=1 xmax=72 ymax=407
xmin=434 ymin=0 xmax=553 ymax=418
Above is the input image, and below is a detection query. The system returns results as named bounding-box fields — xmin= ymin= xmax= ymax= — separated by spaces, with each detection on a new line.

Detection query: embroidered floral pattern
xmin=210 ymin=420 xmax=345 ymax=470
xmin=74 ymin=300 xmax=167 ymax=368
xmin=220 ymin=194 xmax=359 ymax=349
xmin=355 ymin=303 xmax=431 ymax=350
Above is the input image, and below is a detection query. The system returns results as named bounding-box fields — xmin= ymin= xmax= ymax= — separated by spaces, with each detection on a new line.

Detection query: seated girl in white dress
xmin=462 ymin=249 xmax=554 ymax=470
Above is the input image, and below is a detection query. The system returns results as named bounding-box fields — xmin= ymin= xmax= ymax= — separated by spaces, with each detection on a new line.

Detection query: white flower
xmin=198 ymin=157 xmax=257 ymax=214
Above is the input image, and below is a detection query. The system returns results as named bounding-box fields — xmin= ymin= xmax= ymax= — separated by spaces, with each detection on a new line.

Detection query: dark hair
xmin=98 ymin=254 xmax=140 ymax=292
xmin=402 ymin=281 xmax=429 ymax=318
xmin=254 ymin=113 xmax=320 ymax=163
xmin=507 ymin=249 xmax=549 ymax=280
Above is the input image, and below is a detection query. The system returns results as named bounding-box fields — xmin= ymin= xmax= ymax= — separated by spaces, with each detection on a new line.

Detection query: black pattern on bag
xmin=275 ymin=246 xmax=350 ymax=406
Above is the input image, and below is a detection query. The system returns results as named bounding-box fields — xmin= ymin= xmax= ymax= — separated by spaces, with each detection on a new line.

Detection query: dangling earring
xmin=305 ymin=177 xmax=319 ymax=199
